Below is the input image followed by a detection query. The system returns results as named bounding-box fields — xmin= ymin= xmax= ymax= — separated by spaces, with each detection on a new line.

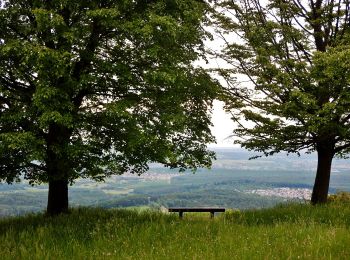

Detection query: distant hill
xmin=1 ymin=148 xmax=350 ymax=217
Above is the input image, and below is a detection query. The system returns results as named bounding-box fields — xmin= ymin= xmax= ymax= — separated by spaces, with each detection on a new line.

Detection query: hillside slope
xmin=1 ymin=203 xmax=350 ymax=259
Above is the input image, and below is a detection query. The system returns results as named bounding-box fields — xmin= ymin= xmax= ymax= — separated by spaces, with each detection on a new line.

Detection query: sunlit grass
xmin=1 ymin=203 xmax=350 ymax=259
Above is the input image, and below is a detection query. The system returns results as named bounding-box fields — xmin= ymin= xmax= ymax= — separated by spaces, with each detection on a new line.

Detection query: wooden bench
xmin=168 ymin=207 xmax=225 ymax=219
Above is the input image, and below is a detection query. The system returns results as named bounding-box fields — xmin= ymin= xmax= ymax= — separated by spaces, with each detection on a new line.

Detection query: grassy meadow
xmin=1 ymin=203 xmax=350 ymax=259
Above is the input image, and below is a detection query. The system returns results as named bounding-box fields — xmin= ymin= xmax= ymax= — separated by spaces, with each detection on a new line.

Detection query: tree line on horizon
xmin=1 ymin=0 xmax=350 ymax=215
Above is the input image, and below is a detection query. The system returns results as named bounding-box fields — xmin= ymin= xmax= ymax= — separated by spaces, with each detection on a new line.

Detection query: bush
xmin=328 ymin=191 xmax=350 ymax=203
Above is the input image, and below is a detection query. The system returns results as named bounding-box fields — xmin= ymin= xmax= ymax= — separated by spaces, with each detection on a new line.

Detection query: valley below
xmin=1 ymin=148 xmax=350 ymax=217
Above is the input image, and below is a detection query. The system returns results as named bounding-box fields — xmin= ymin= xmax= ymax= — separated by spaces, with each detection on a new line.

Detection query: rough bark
xmin=46 ymin=123 xmax=71 ymax=215
xmin=311 ymin=142 xmax=335 ymax=204
xmin=47 ymin=178 xmax=69 ymax=215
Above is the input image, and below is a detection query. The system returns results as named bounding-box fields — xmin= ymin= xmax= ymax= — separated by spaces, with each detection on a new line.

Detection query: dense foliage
xmin=213 ymin=0 xmax=350 ymax=203
xmin=0 ymin=0 xmax=218 ymax=214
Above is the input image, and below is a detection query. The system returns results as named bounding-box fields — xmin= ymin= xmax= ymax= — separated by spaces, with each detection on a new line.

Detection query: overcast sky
xmin=209 ymin=101 xmax=236 ymax=147
xmin=202 ymin=26 xmax=238 ymax=148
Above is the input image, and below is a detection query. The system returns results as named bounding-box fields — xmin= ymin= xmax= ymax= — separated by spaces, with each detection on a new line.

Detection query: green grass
xmin=1 ymin=203 xmax=350 ymax=259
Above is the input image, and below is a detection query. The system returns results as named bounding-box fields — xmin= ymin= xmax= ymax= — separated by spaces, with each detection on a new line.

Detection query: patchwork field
xmin=1 ymin=149 xmax=350 ymax=217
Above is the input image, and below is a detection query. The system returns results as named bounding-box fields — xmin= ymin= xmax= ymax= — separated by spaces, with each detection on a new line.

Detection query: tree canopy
xmin=0 ymin=0 xmax=218 ymax=214
xmin=213 ymin=0 xmax=350 ymax=203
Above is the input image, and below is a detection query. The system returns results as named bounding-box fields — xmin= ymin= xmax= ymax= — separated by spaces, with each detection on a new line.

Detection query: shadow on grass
xmin=0 ymin=207 xmax=179 ymax=243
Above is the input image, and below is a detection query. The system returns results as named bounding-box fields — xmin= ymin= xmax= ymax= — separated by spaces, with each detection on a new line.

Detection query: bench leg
xmin=179 ymin=211 xmax=183 ymax=219
xmin=210 ymin=211 xmax=214 ymax=219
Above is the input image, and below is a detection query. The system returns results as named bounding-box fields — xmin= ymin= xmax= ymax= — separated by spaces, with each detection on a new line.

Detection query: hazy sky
xmin=203 ymin=28 xmax=237 ymax=148
xmin=209 ymin=101 xmax=236 ymax=147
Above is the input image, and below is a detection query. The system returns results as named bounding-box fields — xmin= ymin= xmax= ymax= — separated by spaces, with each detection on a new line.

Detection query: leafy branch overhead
xmin=213 ymin=0 xmax=350 ymax=203
xmin=0 ymin=0 xmax=218 ymax=214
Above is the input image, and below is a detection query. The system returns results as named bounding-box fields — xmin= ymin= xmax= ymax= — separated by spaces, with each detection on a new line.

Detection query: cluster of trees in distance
xmin=1 ymin=0 xmax=350 ymax=214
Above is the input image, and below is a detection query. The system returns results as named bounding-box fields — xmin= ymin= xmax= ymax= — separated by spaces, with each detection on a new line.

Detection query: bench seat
xmin=168 ymin=207 xmax=225 ymax=218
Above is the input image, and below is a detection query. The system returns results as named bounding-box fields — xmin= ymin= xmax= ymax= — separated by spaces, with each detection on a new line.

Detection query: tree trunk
xmin=311 ymin=145 xmax=334 ymax=204
xmin=46 ymin=123 xmax=71 ymax=216
xmin=47 ymin=178 xmax=69 ymax=215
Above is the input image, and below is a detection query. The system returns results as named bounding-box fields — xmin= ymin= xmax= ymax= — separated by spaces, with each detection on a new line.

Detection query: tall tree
xmin=0 ymin=0 xmax=217 ymax=215
xmin=213 ymin=0 xmax=350 ymax=204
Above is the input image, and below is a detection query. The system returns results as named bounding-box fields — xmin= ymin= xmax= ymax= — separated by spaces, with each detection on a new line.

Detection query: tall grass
xmin=1 ymin=203 xmax=350 ymax=259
